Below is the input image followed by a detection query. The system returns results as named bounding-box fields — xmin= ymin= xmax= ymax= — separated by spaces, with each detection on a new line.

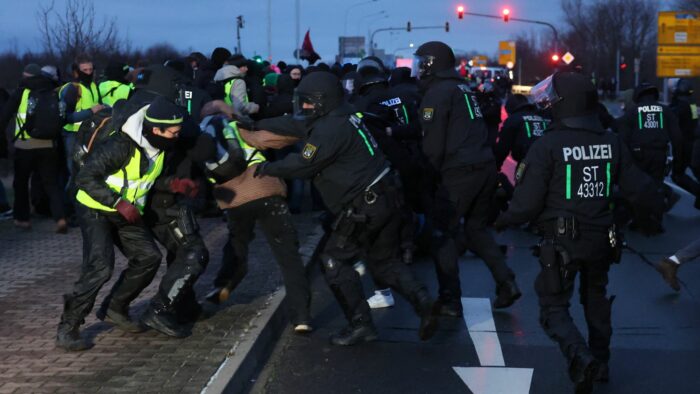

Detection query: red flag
xmin=299 ymin=29 xmax=320 ymax=64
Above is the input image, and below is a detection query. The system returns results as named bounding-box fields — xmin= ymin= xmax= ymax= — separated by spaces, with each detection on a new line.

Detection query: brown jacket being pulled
xmin=213 ymin=129 xmax=299 ymax=209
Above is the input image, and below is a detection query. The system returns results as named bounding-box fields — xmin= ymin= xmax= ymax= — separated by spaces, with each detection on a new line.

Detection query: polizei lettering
xmin=562 ymin=144 xmax=612 ymax=162
xmin=637 ymin=105 xmax=663 ymax=113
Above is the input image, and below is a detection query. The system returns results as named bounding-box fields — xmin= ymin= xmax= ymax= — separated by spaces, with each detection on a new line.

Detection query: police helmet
xmin=505 ymin=94 xmax=534 ymax=115
xmin=674 ymin=78 xmax=694 ymax=96
xmin=356 ymin=57 xmax=388 ymax=92
xmin=530 ymin=72 xmax=600 ymax=129
xmin=293 ymin=71 xmax=344 ymax=121
xmin=412 ymin=41 xmax=456 ymax=79
xmin=633 ymin=83 xmax=659 ymax=103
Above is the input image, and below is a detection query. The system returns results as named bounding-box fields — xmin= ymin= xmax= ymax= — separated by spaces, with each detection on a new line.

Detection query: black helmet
xmin=104 ymin=61 xmax=130 ymax=82
xmin=674 ymin=78 xmax=694 ymax=96
xmin=530 ymin=72 xmax=600 ymax=129
xmin=356 ymin=56 xmax=388 ymax=92
xmin=134 ymin=65 xmax=188 ymax=102
xmin=293 ymin=71 xmax=344 ymax=121
xmin=633 ymin=83 xmax=659 ymax=103
xmin=504 ymin=94 xmax=534 ymax=115
xmin=413 ymin=41 xmax=456 ymax=79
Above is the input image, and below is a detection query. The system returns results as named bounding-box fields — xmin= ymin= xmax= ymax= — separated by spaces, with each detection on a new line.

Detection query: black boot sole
xmin=493 ymin=291 xmax=522 ymax=309
xmin=330 ymin=330 xmax=378 ymax=346
xmin=142 ymin=315 xmax=191 ymax=338
xmin=101 ymin=312 xmax=145 ymax=333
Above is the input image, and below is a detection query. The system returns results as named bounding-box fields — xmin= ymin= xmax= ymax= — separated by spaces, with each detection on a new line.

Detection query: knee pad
xmin=320 ymin=255 xmax=343 ymax=281
xmin=184 ymin=245 xmax=209 ymax=271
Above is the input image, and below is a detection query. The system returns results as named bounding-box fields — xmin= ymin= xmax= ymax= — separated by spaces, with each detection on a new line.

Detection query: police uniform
xmin=414 ymin=41 xmax=519 ymax=313
xmin=495 ymin=94 xmax=550 ymax=171
xmin=256 ymin=71 xmax=437 ymax=345
xmin=616 ymin=84 xmax=682 ymax=232
xmin=495 ymin=72 xmax=664 ymax=392
xmin=670 ymin=80 xmax=700 ymax=208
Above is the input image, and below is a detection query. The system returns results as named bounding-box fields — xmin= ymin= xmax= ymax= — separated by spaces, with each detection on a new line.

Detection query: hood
xmin=121 ymin=104 xmax=161 ymax=159
xmin=213 ymin=65 xmax=244 ymax=82
xmin=276 ymin=74 xmax=295 ymax=95
xmin=22 ymin=75 xmax=58 ymax=91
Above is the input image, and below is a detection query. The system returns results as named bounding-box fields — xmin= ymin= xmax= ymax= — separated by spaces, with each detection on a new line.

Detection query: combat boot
xmin=97 ymin=307 xmax=145 ymax=333
xmin=330 ymin=315 xmax=378 ymax=346
xmin=435 ymin=299 xmax=463 ymax=317
xmin=655 ymin=258 xmax=681 ymax=292
xmin=493 ymin=280 xmax=522 ymax=309
xmin=142 ymin=303 xmax=192 ymax=338
xmin=411 ymin=289 xmax=439 ymax=341
xmin=55 ymin=322 xmax=91 ymax=351
xmin=569 ymin=351 xmax=600 ymax=394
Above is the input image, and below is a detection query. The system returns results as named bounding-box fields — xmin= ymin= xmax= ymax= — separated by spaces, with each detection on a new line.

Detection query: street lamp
xmin=344 ymin=0 xmax=379 ymax=37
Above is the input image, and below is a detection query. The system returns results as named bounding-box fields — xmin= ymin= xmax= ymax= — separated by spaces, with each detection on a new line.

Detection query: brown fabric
xmin=239 ymin=129 xmax=298 ymax=150
xmin=213 ymin=163 xmax=287 ymax=209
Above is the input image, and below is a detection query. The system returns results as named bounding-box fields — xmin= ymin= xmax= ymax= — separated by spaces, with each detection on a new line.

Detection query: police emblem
xmin=302 ymin=143 xmax=317 ymax=159
xmin=422 ymin=108 xmax=434 ymax=121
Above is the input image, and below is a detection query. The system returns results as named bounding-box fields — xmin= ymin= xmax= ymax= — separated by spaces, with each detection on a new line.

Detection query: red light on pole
xmin=457 ymin=5 xmax=465 ymax=19
xmin=551 ymin=54 xmax=560 ymax=62
xmin=502 ymin=8 xmax=510 ymax=22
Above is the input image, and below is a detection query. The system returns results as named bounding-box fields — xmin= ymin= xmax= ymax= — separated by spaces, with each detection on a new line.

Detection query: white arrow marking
xmin=454 ymin=298 xmax=534 ymax=394
xmin=453 ymin=367 xmax=534 ymax=394
xmin=461 ymin=297 xmax=505 ymax=366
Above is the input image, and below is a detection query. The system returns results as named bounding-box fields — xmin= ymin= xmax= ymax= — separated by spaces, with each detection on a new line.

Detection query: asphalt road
xmin=250 ymin=181 xmax=700 ymax=394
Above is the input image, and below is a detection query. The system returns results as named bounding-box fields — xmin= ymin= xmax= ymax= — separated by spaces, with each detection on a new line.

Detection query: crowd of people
xmin=0 ymin=41 xmax=699 ymax=394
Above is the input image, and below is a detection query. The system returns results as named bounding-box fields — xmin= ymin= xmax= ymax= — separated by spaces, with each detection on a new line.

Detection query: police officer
xmin=475 ymin=81 xmax=503 ymax=149
xmin=670 ymin=78 xmax=700 ymax=209
xmin=253 ymin=71 xmax=438 ymax=345
xmin=56 ymin=97 xmax=186 ymax=351
xmin=616 ymin=83 xmax=682 ymax=234
xmin=413 ymin=41 xmax=520 ymax=314
xmin=495 ymin=93 xmax=550 ymax=171
xmin=494 ymin=72 xmax=664 ymax=393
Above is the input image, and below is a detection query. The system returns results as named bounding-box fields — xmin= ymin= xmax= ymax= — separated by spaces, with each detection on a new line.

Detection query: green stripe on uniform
xmin=660 ymin=112 xmax=664 ymax=128
xmin=402 ymin=105 xmax=410 ymax=124
xmin=525 ymin=122 xmax=531 ymax=138
xmin=464 ymin=94 xmax=475 ymax=120
xmin=356 ymin=129 xmax=375 ymax=156
xmin=638 ymin=112 xmax=643 ymax=129
xmin=606 ymin=162 xmax=611 ymax=196
xmin=566 ymin=164 xmax=572 ymax=200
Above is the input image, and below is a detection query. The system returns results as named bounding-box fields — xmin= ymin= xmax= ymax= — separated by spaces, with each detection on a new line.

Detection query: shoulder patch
xmin=302 ymin=143 xmax=318 ymax=160
xmin=422 ymin=108 xmax=434 ymax=121
xmin=515 ymin=162 xmax=527 ymax=185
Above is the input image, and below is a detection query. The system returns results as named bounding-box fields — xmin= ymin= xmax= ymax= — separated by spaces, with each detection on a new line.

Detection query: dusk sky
xmin=0 ymin=0 xmax=676 ymax=63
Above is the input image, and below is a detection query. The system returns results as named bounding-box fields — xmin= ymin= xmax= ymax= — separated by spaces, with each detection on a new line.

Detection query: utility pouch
xmin=538 ymin=239 xmax=563 ymax=294
xmin=331 ymin=208 xmax=364 ymax=249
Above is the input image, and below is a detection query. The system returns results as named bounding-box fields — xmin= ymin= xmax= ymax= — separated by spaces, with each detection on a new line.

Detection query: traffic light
xmin=551 ymin=54 xmax=560 ymax=62
xmin=445 ymin=22 xmax=450 ymax=32
xmin=620 ymin=63 xmax=627 ymax=70
xmin=407 ymin=21 xmax=411 ymax=32
xmin=502 ymin=8 xmax=510 ymax=22
xmin=457 ymin=5 xmax=465 ymax=19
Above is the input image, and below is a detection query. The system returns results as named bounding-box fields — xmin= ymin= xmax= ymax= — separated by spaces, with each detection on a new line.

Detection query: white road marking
xmin=461 ymin=297 xmax=505 ymax=367
xmin=453 ymin=367 xmax=534 ymax=394
xmin=665 ymin=180 xmax=693 ymax=197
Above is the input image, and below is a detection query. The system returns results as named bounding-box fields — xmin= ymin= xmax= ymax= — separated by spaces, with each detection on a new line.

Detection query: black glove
xmin=253 ymin=162 xmax=268 ymax=178
xmin=492 ymin=214 xmax=510 ymax=233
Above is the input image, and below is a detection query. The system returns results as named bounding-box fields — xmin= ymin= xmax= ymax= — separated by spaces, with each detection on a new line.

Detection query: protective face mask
xmin=144 ymin=130 xmax=178 ymax=151
xmin=77 ymin=70 xmax=93 ymax=85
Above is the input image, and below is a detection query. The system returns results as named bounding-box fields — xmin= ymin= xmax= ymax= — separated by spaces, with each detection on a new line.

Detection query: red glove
xmin=115 ymin=199 xmax=141 ymax=224
xmin=169 ymin=178 xmax=200 ymax=198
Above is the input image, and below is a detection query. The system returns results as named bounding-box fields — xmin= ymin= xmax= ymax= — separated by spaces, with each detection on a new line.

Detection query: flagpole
xmin=267 ymin=0 xmax=272 ymax=60
xmin=295 ymin=0 xmax=300 ymax=62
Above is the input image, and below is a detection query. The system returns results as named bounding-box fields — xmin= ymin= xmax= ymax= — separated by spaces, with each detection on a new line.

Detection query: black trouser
xmin=60 ymin=204 xmax=163 ymax=326
xmin=320 ymin=178 xmax=427 ymax=323
xmin=214 ymin=196 xmax=311 ymax=324
xmin=13 ymin=147 xmax=65 ymax=221
xmin=672 ymin=141 xmax=700 ymax=199
xmin=535 ymin=230 xmax=613 ymax=369
xmin=149 ymin=219 xmax=208 ymax=312
xmin=431 ymin=164 xmax=514 ymax=304
xmin=631 ymin=151 xmax=667 ymax=229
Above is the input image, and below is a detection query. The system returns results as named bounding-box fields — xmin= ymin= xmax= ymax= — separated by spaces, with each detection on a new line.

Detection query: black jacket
xmin=258 ymin=103 xmax=389 ymax=213
xmin=495 ymin=103 xmax=549 ymax=170
xmin=0 ymin=75 xmax=59 ymax=140
xmin=498 ymin=120 xmax=661 ymax=228
xmin=418 ymin=71 xmax=494 ymax=174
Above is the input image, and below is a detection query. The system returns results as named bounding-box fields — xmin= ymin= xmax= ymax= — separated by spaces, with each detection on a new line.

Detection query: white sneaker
xmin=353 ymin=261 xmax=367 ymax=276
xmin=367 ymin=289 xmax=395 ymax=309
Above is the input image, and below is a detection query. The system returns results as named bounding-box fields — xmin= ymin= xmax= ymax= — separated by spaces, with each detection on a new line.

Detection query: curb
xmin=201 ymin=219 xmax=324 ymax=394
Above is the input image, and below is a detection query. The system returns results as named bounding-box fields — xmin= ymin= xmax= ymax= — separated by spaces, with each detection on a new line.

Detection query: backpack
xmin=17 ymin=89 xmax=65 ymax=140
xmin=73 ymin=106 xmax=115 ymax=168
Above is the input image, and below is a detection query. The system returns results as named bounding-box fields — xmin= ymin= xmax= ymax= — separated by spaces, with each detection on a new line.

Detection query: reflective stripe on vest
xmin=229 ymin=121 xmax=265 ymax=166
xmin=61 ymin=82 xmax=100 ymax=132
xmin=224 ymin=79 xmax=249 ymax=106
xmin=75 ymin=148 xmax=165 ymax=213
xmin=14 ymin=89 xmax=30 ymax=140
xmin=99 ymin=81 xmax=131 ymax=107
